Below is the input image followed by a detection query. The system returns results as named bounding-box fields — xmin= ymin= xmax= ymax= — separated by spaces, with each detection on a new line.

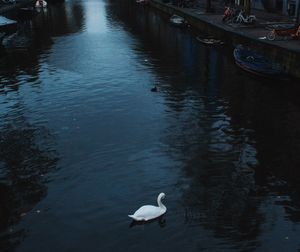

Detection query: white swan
xmin=128 ymin=193 xmax=167 ymax=221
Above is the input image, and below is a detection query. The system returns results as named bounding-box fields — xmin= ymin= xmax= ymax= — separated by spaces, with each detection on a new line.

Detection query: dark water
xmin=0 ymin=0 xmax=300 ymax=251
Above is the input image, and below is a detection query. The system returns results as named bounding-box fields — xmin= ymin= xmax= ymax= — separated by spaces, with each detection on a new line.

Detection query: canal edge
xmin=149 ymin=0 xmax=300 ymax=80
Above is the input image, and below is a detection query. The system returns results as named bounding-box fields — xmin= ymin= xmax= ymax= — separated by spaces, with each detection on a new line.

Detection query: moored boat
xmin=0 ymin=16 xmax=17 ymax=33
xmin=233 ymin=45 xmax=285 ymax=78
xmin=196 ymin=36 xmax=224 ymax=46
xmin=170 ymin=14 xmax=186 ymax=27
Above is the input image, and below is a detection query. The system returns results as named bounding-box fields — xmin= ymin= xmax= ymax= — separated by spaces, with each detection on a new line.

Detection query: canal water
xmin=0 ymin=0 xmax=300 ymax=251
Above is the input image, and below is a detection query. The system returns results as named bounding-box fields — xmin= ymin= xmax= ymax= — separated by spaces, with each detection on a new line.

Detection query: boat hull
xmin=233 ymin=47 xmax=284 ymax=78
xmin=170 ymin=15 xmax=186 ymax=27
xmin=196 ymin=36 xmax=224 ymax=46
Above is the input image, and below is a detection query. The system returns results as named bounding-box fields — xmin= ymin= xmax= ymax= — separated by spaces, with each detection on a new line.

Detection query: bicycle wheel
xmin=267 ymin=31 xmax=275 ymax=40
xmin=250 ymin=18 xmax=256 ymax=24
xmin=233 ymin=17 xmax=239 ymax=23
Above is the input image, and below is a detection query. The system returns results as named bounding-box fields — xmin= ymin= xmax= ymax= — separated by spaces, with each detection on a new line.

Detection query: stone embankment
xmin=150 ymin=0 xmax=300 ymax=79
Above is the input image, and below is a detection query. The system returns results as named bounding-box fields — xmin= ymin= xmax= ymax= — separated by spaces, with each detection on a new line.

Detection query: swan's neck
xmin=157 ymin=197 xmax=166 ymax=210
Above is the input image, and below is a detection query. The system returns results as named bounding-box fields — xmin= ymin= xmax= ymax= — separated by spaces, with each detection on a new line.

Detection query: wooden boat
xmin=170 ymin=14 xmax=186 ymax=27
xmin=233 ymin=46 xmax=284 ymax=78
xmin=196 ymin=36 xmax=224 ymax=45
xmin=0 ymin=16 xmax=17 ymax=33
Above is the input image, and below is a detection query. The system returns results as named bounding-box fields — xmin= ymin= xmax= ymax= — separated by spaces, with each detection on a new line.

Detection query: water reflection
xmin=0 ymin=1 xmax=84 ymax=94
xmin=30 ymin=2 xmax=83 ymax=41
xmin=107 ymin=1 xmax=300 ymax=250
xmin=129 ymin=215 xmax=167 ymax=228
xmin=0 ymin=100 xmax=58 ymax=250
xmin=2 ymin=26 xmax=32 ymax=50
xmin=0 ymin=2 xmax=87 ymax=250
xmin=41 ymin=2 xmax=84 ymax=36
xmin=0 ymin=0 xmax=300 ymax=251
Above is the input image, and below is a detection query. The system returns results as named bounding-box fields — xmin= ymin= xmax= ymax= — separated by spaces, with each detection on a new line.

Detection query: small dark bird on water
xmin=151 ymin=86 xmax=159 ymax=92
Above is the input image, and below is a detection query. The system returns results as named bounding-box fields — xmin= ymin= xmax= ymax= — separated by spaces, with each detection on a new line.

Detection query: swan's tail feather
xmin=128 ymin=215 xmax=134 ymax=218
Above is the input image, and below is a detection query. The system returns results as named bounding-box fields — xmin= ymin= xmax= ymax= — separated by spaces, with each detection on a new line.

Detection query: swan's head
xmin=158 ymin=192 xmax=166 ymax=200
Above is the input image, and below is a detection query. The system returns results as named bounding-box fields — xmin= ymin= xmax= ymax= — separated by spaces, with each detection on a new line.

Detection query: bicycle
xmin=233 ymin=10 xmax=256 ymax=24
xmin=222 ymin=6 xmax=236 ymax=23
xmin=267 ymin=25 xmax=300 ymax=40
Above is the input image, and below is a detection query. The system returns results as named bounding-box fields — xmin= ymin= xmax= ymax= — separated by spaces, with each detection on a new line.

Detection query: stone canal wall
xmin=149 ymin=0 xmax=300 ymax=79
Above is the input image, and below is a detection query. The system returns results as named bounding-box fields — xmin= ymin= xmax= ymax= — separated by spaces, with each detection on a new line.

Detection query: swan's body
xmin=128 ymin=193 xmax=167 ymax=221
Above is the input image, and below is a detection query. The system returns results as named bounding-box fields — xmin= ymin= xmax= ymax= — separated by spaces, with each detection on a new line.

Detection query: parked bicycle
xmin=267 ymin=24 xmax=300 ymax=40
xmin=222 ymin=6 xmax=238 ymax=23
xmin=233 ymin=10 xmax=256 ymax=24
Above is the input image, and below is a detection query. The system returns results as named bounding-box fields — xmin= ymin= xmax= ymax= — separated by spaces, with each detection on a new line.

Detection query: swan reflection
xmin=129 ymin=215 xmax=166 ymax=228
